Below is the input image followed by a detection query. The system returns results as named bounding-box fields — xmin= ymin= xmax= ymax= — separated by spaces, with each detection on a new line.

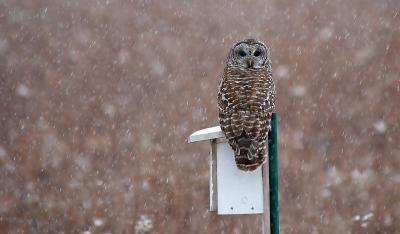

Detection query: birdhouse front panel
xmin=216 ymin=142 xmax=264 ymax=215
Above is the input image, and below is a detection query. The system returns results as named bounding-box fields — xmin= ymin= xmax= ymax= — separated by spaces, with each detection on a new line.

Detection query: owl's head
xmin=226 ymin=39 xmax=271 ymax=69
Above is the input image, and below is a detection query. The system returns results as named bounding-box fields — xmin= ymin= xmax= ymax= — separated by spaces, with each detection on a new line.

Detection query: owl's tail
xmin=229 ymin=132 xmax=267 ymax=171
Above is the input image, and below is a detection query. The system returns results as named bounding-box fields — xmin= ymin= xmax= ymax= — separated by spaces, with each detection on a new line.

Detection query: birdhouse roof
xmin=187 ymin=126 xmax=226 ymax=143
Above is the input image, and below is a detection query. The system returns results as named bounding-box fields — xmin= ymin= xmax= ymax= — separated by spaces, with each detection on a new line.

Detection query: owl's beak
xmin=247 ymin=58 xmax=253 ymax=68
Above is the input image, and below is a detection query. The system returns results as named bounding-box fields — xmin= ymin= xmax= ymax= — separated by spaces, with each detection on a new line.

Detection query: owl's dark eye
xmin=254 ymin=50 xmax=262 ymax=57
xmin=238 ymin=50 xmax=247 ymax=57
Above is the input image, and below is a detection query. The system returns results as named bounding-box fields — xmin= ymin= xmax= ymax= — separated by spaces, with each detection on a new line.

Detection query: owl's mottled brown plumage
xmin=218 ymin=39 xmax=275 ymax=171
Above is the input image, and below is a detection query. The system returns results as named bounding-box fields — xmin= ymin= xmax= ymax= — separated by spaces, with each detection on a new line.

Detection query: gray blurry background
xmin=0 ymin=0 xmax=399 ymax=233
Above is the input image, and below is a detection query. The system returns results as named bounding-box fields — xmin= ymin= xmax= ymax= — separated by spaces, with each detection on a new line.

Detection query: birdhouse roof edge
xmin=187 ymin=126 xmax=226 ymax=143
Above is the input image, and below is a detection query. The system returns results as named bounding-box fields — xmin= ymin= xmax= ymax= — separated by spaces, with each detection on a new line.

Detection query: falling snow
xmin=117 ymin=50 xmax=131 ymax=65
xmin=16 ymin=84 xmax=31 ymax=97
xmin=102 ymin=103 xmax=116 ymax=118
xmin=0 ymin=38 xmax=10 ymax=54
xmin=354 ymin=46 xmax=376 ymax=66
xmin=274 ymin=65 xmax=289 ymax=79
xmin=373 ymin=120 xmax=387 ymax=133
xmin=0 ymin=0 xmax=399 ymax=234
xmin=93 ymin=218 xmax=104 ymax=227
xmin=318 ymin=27 xmax=334 ymax=41
xmin=134 ymin=215 xmax=153 ymax=234
xmin=289 ymin=85 xmax=307 ymax=97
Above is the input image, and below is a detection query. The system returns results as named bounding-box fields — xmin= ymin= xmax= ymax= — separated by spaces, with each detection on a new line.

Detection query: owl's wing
xmin=218 ymin=78 xmax=237 ymax=140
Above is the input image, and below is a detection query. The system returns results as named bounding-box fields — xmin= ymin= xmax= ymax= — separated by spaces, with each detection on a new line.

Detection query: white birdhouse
xmin=187 ymin=126 xmax=268 ymax=215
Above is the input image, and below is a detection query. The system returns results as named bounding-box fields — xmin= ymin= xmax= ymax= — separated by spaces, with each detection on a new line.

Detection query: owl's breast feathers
xmin=218 ymin=66 xmax=275 ymax=171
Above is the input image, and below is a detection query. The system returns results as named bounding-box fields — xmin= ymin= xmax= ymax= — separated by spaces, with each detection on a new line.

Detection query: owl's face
xmin=227 ymin=39 xmax=270 ymax=69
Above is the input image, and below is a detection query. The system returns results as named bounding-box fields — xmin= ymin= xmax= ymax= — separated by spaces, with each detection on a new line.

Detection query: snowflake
xmin=134 ymin=215 xmax=153 ymax=234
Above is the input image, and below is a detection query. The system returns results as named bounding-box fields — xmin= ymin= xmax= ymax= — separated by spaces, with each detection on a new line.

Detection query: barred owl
xmin=218 ymin=39 xmax=275 ymax=171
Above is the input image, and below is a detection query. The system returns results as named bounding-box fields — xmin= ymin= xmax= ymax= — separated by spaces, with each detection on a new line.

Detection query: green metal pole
xmin=268 ymin=113 xmax=279 ymax=234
